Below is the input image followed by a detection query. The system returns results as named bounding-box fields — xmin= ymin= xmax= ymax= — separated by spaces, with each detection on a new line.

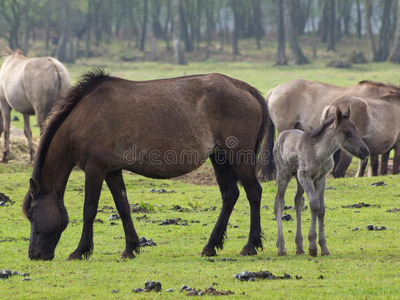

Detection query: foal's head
xmin=333 ymin=107 xmax=370 ymax=160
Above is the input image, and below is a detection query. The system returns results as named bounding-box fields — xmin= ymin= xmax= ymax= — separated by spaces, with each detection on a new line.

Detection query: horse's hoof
xmin=321 ymin=251 xmax=330 ymax=256
xmin=296 ymin=250 xmax=305 ymax=255
xmin=121 ymin=251 xmax=136 ymax=259
xmin=278 ymin=250 xmax=287 ymax=256
xmin=68 ymin=253 xmax=83 ymax=260
xmin=199 ymin=246 xmax=217 ymax=257
xmin=309 ymin=249 xmax=318 ymax=257
xmin=240 ymin=246 xmax=257 ymax=256
xmin=1 ymin=158 xmax=8 ymax=164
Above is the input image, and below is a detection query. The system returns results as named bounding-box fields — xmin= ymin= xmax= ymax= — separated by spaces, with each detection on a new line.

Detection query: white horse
xmin=273 ymin=107 xmax=369 ymax=257
xmin=0 ymin=49 xmax=70 ymax=162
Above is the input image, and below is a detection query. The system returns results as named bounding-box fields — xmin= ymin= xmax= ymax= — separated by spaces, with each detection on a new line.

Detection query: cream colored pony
xmin=0 ymin=49 xmax=70 ymax=162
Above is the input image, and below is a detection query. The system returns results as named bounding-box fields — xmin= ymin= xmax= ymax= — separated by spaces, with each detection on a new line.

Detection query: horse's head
xmin=23 ymin=178 xmax=68 ymax=261
xmin=334 ymin=106 xmax=370 ymax=160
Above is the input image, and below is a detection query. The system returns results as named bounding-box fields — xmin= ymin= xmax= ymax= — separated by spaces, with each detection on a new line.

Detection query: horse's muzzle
xmin=29 ymin=249 xmax=54 ymax=261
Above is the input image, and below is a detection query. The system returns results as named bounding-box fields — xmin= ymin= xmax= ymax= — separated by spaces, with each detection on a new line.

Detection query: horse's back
xmin=56 ymin=73 xmax=265 ymax=178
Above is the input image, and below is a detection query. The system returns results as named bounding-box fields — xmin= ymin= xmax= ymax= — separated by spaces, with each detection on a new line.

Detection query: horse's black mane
xmin=358 ymin=80 xmax=400 ymax=91
xmin=31 ymin=67 xmax=111 ymax=183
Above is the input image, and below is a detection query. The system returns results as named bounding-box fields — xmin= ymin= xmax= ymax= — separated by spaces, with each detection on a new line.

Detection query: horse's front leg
xmin=380 ymin=151 xmax=390 ymax=176
xmin=22 ymin=114 xmax=35 ymax=162
xmin=294 ymin=178 xmax=305 ymax=255
xmin=274 ymin=170 xmax=290 ymax=256
xmin=392 ymin=143 xmax=400 ymax=174
xmin=105 ymin=170 xmax=140 ymax=259
xmin=69 ymin=166 xmax=105 ymax=260
xmin=314 ymin=176 xmax=330 ymax=256
xmin=297 ymin=170 xmax=319 ymax=257
xmin=356 ymin=158 xmax=368 ymax=177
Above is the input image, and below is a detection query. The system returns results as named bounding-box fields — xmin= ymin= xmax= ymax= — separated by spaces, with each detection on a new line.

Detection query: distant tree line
xmin=1 ymin=0 xmax=400 ymax=64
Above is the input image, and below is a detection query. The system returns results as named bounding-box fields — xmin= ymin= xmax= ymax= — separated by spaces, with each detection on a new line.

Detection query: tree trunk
xmin=365 ymin=0 xmax=377 ymax=61
xmin=389 ymin=0 xmax=400 ymax=62
xmin=356 ymin=0 xmax=362 ymax=38
xmin=275 ymin=0 xmax=287 ymax=65
xmin=172 ymin=0 xmax=185 ymax=64
xmin=151 ymin=0 xmax=163 ymax=39
xmin=327 ymin=0 xmax=335 ymax=51
xmin=180 ymin=1 xmax=192 ymax=52
xmin=57 ymin=0 xmax=74 ymax=63
xmin=140 ymin=0 xmax=148 ymax=52
xmin=164 ymin=0 xmax=171 ymax=51
xmin=284 ymin=0 xmax=309 ymax=65
xmin=205 ymin=0 xmax=213 ymax=59
xmin=320 ymin=0 xmax=329 ymax=43
xmin=252 ymin=0 xmax=263 ymax=50
xmin=231 ymin=0 xmax=240 ymax=60
xmin=376 ymin=0 xmax=392 ymax=61
xmin=86 ymin=0 xmax=92 ymax=58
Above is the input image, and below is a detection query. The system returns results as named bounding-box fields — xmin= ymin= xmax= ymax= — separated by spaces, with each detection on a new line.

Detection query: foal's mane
xmin=358 ymin=80 xmax=400 ymax=91
xmin=308 ymin=117 xmax=335 ymax=138
xmin=23 ymin=68 xmax=110 ymax=215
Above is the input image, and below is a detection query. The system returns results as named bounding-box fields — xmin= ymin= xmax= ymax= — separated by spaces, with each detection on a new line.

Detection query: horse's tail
xmin=256 ymin=90 xmax=275 ymax=181
xmin=247 ymin=86 xmax=270 ymax=170
xmin=45 ymin=58 xmax=71 ymax=118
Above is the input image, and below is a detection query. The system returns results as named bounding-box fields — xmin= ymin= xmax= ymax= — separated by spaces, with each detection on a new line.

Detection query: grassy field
xmin=1 ymin=51 xmax=400 ymax=298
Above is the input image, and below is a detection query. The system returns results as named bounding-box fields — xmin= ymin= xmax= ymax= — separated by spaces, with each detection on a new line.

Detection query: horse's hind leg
xmin=393 ymin=143 xmax=400 ymax=174
xmin=274 ymin=170 xmax=291 ymax=256
xmin=23 ymin=114 xmax=35 ymax=161
xmin=0 ymin=102 xmax=11 ymax=163
xmin=200 ymin=152 xmax=240 ymax=257
xmin=105 ymin=170 xmax=140 ymax=258
xmin=380 ymin=152 xmax=390 ymax=175
xmin=314 ymin=177 xmax=330 ymax=256
xmin=69 ymin=165 xmax=105 ymax=260
xmin=368 ymin=155 xmax=379 ymax=176
xmin=232 ymin=164 xmax=263 ymax=256
xmin=294 ymin=179 xmax=305 ymax=255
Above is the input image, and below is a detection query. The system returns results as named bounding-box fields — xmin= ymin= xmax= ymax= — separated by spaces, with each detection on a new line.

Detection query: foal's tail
xmin=256 ymin=90 xmax=275 ymax=181
xmin=247 ymin=86 xmax=271 ymax=176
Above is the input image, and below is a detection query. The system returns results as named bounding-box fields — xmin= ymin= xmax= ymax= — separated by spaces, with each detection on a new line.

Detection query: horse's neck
xmin=312 ymin=127 xmax=338 ymax=161
xmin=39 ymin=142 xmax=73 ymax=199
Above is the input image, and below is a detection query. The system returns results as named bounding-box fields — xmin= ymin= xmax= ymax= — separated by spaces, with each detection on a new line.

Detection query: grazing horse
xmin=273 ymin=107 xmax=369 ymax=256
xmin=259 ymin=79 xmax=400 ymax=181
xmin=325 ymin=93 xmax=400 ymax=178
xmin=22 ymin=69 xmax=269 ymax=261
xmin=0 ymin=49 xmax=70 ymax=162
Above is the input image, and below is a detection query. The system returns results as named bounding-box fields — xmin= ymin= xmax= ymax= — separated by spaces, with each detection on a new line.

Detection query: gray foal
xmin=273 ymin=107 xmax=370 ymax=256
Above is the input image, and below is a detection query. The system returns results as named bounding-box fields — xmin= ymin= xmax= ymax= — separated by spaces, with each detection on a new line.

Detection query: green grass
xmin=0 ymin=164 xmax=399 ymax=299
xmin=1 ymin=46 xmax=400 ymax=298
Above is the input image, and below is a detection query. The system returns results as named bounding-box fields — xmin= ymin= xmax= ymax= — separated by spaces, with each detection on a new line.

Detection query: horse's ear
xmin=336 ymin=107 xmax=343 ymax=124
xmin=29 ymin=178 xmax=40 ymax=199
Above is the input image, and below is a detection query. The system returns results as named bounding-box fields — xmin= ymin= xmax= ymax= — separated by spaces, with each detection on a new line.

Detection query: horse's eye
xmin=344 ymin=131 xmax=352 ymax=137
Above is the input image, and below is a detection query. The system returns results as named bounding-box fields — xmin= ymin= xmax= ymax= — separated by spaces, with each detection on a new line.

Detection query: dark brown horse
xmin=23 ymin=69 xmax=269 ymax=261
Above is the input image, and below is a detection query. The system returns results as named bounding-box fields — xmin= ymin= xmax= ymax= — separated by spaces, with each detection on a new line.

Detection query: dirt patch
xmin=342 ymin=202 xmax=381 ymax=208
xmin=172 ymin=164 xmax=217 ymax=186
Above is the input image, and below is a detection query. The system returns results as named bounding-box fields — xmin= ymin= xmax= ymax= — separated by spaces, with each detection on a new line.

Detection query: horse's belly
xmin=3 ymin=85 xmax=34 ymax=115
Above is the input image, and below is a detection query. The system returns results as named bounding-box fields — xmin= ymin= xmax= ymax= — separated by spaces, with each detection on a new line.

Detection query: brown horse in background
xmin=325 ymin=93 xmax=400 ymax=177
xmin=259 ymin=79 xmax=400 ymax=180
xmin=23 ymin=69 xmax=269 ymax=261
xmin=0 ymin=49 xmax=70 ymax=162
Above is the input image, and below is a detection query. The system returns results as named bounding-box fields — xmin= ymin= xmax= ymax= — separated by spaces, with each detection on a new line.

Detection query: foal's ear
xmin=344 ymin=105 xmax=351 ymax=118
xmin=29 ymin=178 xmax=40 ymax=199
xmin=335 ymin=107 xmax=343 ymax=124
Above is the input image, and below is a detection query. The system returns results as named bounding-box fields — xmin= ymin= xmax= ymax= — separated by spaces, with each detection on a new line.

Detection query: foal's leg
xmin=23 ymin=114 xmax=35 ymax=162
xmin=297 ymin=170 xmax=319 ymax=257
xmin=69 ymin=165 xmax=105 ymax=260
xmin=274 ymin=170 xmax=290 ymax=256
xmin=314 ymin=176 xmax=330 ymax=256
xmin=0 ymin=102 xmax=11 ymax=163
xmin=294 ymin=179 xmax=305 ymax=255
xmin=105 ymin=170 xmax=140 ymax=259
xmin=235 ymin=164 xmax=263 ymax=256
xmin=200 ymin=152 xmax=240 ymax=257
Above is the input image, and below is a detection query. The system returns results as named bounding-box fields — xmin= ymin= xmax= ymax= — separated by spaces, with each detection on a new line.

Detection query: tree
xmin=56 ymin=0 xmax=74 ymax=62
xmin=389 ymin=0 xmax=400 ymax=62
xmin=139 ymin=0 xmax=148 ymax=52
xmin=327 ymin=0 xmax=335 ymax=51
xmin=283 ymin=0 xmax=309 ymax=65
xmin=172 ymin=0 xmax=185 ymax=64
xmin=275 ymin=0 xmax=287 ymax=65
xmin=231 ymin=0 xmax=241 ymax=59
